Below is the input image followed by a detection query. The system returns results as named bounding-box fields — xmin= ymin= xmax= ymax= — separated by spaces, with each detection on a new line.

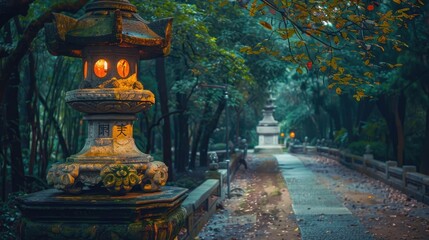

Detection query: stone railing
xmin=179 ymin=156 xmax=239 ymax=240
xmin=289 ymin=144 xmax=304 ymax=153
xmin=316 ymin=147 xmax=429 ymax=205
xmin=289 ymin=144 xmax=317 ymax=154
xmin=180 ymin=179 xmax=220 ymax=239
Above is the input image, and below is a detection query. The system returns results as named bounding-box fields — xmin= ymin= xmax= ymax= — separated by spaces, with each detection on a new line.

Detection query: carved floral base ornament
xmin=41 ymin=0 xmax=173 ymax=195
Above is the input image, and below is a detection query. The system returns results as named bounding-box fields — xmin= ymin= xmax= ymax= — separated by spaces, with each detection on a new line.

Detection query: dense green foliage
xmin=0 ymin=0 xmax=428 ymax=204
xmin=270 ymin=0 xmax=429 ymax=171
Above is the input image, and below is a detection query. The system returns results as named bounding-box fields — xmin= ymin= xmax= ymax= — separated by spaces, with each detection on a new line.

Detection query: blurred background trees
xmin=0 ymin=0 xmax=428 ymax=201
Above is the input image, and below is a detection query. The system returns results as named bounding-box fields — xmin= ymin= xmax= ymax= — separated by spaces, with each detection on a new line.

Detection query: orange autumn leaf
xmin=259 ymin=21 xmax=272 ymax=30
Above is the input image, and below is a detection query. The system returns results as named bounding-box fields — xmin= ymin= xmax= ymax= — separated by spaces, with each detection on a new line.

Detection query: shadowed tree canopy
xmin=0 ymin=0 xmax=90 ymax=102
xmin=237 ymin=0 xmax=423 ymax=100
xmin=0 ymin=0 xmax=428 ymax=201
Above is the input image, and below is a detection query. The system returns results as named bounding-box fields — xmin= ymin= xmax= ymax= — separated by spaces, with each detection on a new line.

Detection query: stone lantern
xmin=254 ymin=95 xmax=283 ymax=153
xmin=44 ymin=0 xmax=173 ymax=195
xmin=17 ymin=1 xmax=187 ymax=239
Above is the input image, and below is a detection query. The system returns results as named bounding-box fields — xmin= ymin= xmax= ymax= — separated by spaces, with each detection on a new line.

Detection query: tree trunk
xmin=175 ymin=93 xmax=189 ymax=172
xmin=173 ymin=115 xmax=179 ymax=167
xmin=340 ymin=94 xmax=354 ymax=140
xmin=323 ymin=104 xmax=341 ymax=135
xmin=355 ymin=99 xmax=375 ymax=135
xmin=27 ymin=51 xmax=37 ymax=175
xmin=0 ymin=102 xmax=8 ymax=200
xmin=144 ymin=105 xmax=156 ymax=154
xmin=393 ymin=93 xmax=406 ymax=166
xmin=377 ymin=97 xmax=396 ymax=161
xmin=38 ymin=94 xmax=69 ymax=157
xmin=199 ymin=99 xmax=226 ymax=167
xmin=6 ymin=68 xmax=25 ymax=192
xmin=377 ymin=95 xmax=406 ymax=166
xmin=2 ymin=19 xmax=24 ymax=191
xmin=419 ymin=107 xmax=429 ymax=174
xmin=233 ymin=107 xmax=244 ymax=143
xmin=314 ymin=110 xmax=326 ymax=139
xmin=189 ymin=122 xmax=202 ymax=169
xmin=190 ymin=103 xmax=211 ymax=169
xmin=156 ymin=58 xmax=173 ymax=180
xmin=308 ymin=114 xmax=321 ymax=138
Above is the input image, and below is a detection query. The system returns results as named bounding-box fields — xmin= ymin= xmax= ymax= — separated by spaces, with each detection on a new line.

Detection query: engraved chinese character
xmin=98 ymin=124 xmax=110 ymax=137
xmin=117 ymin=124 xmax=127 ymax=137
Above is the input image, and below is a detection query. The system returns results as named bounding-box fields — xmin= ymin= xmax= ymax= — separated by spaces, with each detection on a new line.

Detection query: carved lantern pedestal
xmin=18 ymin=188 xmax=187 ymax=240
xmin=18 ymin=1 xmax=186 ymax=239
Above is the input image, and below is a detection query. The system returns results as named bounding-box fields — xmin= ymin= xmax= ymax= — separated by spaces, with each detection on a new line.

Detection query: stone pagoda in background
xmin=254 ymin=95 xmax=283 ymax=153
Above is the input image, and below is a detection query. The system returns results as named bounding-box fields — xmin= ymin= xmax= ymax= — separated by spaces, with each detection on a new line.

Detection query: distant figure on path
xmin=238 ymin=138 xmax=248 ymax=170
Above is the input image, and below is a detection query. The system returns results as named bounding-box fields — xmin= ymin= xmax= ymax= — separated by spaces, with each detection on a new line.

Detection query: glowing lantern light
xmin=94 ymin=59 xmax=108 ymax=78
xmin=117 ymin=59 xmax=130 ymax=78
xmin=367 ymin=4 xmax=374 ymax=11
xmin=83 ymin=61 xmax=88 ymax=79
xmin=306 ymin=61 xmax=313 ymax=70
xmin=289 ymin=131 xmax=296 ymax=139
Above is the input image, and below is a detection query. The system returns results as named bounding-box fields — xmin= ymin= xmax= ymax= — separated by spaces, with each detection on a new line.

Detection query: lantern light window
xmin=94 ymin=59 xmax=108 ymax=78
xmin=117 ymin=59 xmax=130 ymax=78
xmin=83 ymin=61 xmax=88 ymax=79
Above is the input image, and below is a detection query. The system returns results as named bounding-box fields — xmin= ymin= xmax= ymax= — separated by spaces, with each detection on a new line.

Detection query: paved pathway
xmin=276 ymin=153 xmax=373 ymax=240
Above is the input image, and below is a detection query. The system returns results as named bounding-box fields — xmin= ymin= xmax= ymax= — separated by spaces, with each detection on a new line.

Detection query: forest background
xmin=0 ymin=0 xmax=428 ymax=202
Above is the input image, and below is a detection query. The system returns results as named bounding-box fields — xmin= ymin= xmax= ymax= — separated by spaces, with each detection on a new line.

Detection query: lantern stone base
xmin=254 ymin=145 xmax=283 ymax=154
xmin=17 ymin=187 xmax=187 ymax=240
xmin=255 ymin=127 xmax=282 ymax=154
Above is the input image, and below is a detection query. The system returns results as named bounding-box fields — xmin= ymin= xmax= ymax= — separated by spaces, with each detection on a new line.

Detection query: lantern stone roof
xmin=45 ymin=0 xmax=172 ymax=59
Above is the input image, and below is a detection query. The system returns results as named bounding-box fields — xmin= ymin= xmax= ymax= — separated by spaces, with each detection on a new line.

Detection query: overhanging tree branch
xmin=0 ymin=0 xmax=90 ymax=102
xmin=0 ymin=0 xmax=35 ymax=29
xmin=148 ymin=110 xmax=184 ymax=133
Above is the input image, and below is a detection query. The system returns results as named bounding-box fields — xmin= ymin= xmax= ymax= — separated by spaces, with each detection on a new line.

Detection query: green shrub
xmin=347 ymin=141 xmax=388 ymax=161
xmin=0 ymin=192 xmax=24 ymax=239
xmin=167 ymin=172 xmax=205 ymax=190
xmin=334 ymin=128 xmax=348 ymax=146
xmin=209 ymin=143 xmax=226 ymax=151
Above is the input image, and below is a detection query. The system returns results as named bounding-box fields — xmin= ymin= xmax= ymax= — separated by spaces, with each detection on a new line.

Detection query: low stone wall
xmin=289 ymin=144 xmax=304 ymax=153
xmin=316 ymin=147 xmax=429 ymax=205
xmin=289 ymin=144 xmax=317 ymax=154
xmin=179 ymin=157 xmax=238 ymax=239
xmin=180 ymin=179 xmax=220 ymax=240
